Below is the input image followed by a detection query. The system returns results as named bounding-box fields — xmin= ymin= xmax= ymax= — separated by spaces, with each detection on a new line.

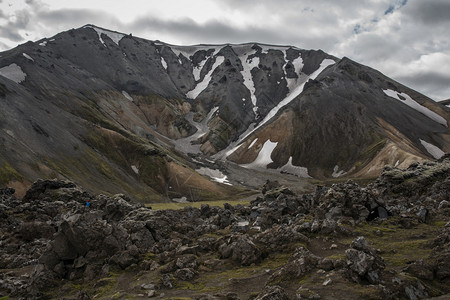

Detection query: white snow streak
xmin=186 ymin=56 xmax=224 ymax=99
xmin=161 ymin=57 xmax=168 ymax=70
xmin=241 ymin=139 xmax=278 ymax=169
xmin=239 ymin=52 xmax=260 ymax=109
xmin=122 ymin=91 xmax=133 ymax=101
xmin=332 ymin=165 xmax=347 ymax=178
xmin=247 ymin=138 xmax=258 ymax=149
xmin=420 ymin=139 xmax=445 ymax=159
xmin=0 ymin=64 xmax=26 ymax=83
xmin=257 ymin=58 xmax=334 ymax=128
xmin=278 ymin=157 xmax=310 ymax=177
xmin=131 ymin=165 xmax=139 ymax=174
xmin=383 ymin=89 xmax=447 ymax=127
xmin=23 ymin=53 xmax=34 ymax=61
xmin=230 ymin=58 xmax=335 ymax=154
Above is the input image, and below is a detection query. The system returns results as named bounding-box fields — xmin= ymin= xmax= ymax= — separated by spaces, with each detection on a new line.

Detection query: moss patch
xmin=0 ymin=161 xmax=23 ymax=184
xmin=349 ymin=217 xmax=445 ymax=269
xmin=147 ymin=198 xmax=253 ymax=210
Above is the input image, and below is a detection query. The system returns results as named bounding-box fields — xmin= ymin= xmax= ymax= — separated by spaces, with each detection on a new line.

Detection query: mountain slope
xmin=227 ymin=57 xmax=450 ymax=178
xmin=0 ymin=25 xmax=449 ymax=198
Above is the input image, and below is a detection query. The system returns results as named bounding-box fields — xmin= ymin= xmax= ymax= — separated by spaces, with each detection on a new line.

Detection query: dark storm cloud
xmin=129 ymin=17 xmax=290 ymax=45
xmin=37 ymin=8 xmax=120 ymax=26
xmin=397 ymin=72 xmax=450 ymax=101
xmin=405 ymin=0 xmax=450 ymax=25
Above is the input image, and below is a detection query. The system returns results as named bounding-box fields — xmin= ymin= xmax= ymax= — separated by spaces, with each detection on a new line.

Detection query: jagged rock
xmin=270 ymin=247 xmax=319 ymax=281
xmin=262 ymin=180 xmax=282 ymax=195
xmin=141 ymin=283 xmax=156 ymax=290
xmin=255 ymin=224 xmax=309 ymax=252
xmin=77 ymin=290 xmax=92 ymax=300
xmin=110 ymin=249 xmax=139 ymax=269
xmin=345 ymin=236 xmax=385 ymax=284
xmin=22 ymin=179 xmax=77 ymax=202
xmin=404 ymin=281 xmax=428 ymax=300
xmin=218 ymin=234 xmax=263 ymax=265
xmin=161 ymin=274 xmax=173 ymax=289
xmin=254 ymin=285 xmax=290 ymax=300
xmin=174 ymin=268 xmax=196 ymax=281
xmin=404 ymin=260 xmax=434 ymax=280
xmin=176 ymin=254 xmax=198 ymax=270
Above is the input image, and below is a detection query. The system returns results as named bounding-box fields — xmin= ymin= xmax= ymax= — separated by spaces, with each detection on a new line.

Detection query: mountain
xmin=0 ymin=25 xmax=449 ymax=200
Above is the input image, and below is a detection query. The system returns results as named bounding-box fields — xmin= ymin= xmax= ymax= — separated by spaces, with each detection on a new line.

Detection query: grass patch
xmin=349 ymin=218 xmax=445 ymax=269
xmin=0 ymin=161 xmax=23 ymax=184
xmin=147 ymin=199 xmax=252 ymax=210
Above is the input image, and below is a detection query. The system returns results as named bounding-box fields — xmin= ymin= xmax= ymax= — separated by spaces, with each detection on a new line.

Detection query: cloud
xmin=37 ymin=8 xmax=120 ymax=26
xmin=0 ymin=0 xmax=448 ymax=100
xmin=405 ymin=0 xmax=450 ymax=25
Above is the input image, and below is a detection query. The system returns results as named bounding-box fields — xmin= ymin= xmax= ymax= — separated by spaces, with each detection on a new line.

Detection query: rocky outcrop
xmin=1 ymin=157 xmax=450 ymax=298
xmin=345 ymin=236 xmax=385 ymax=284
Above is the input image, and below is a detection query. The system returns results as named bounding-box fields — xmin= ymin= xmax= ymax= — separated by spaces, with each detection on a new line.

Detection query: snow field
xmin=241 ymin=139 xmax=278 ymax=169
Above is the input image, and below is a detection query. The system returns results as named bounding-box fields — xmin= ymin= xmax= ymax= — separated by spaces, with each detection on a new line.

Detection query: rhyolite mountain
xmin=0 ymin=25 xmax=449 ymax=200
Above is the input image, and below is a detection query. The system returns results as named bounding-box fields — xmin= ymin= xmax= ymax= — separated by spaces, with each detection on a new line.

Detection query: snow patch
xmin=0 ymin=63 xmax=26 ymax=83
xmin=383 ymin=89 xmax=447 ymax=127
xmin=420 ymin=139 xmax=445 ymax=159
xmin=186 ymin=56 xmax=224 ymax=99
xmin=172 ymin=196 xmax=188 ymax=203
xmin=332 ymin=165 xmax=346 ymax=178
xmin=278 ymin=157 xmax=311 ymax=178
xmin=22 ymin=53 xmax=34 ymax=61
xmin=285 ymin=55 xmax=304 ymax=93
xmin=241 ymin=139 xmax=278 ymax=169
xmin=122 ymin=91 xmax=133 ymax=101
xmin=196 ymin=167 xmax=232 ymax=185
xmin=85 ymin=25 xmax=124 ymax=46
xmin=161 ymin=57 xmax=168 ymax=70
xmin=248 ymin=138 xmax=258 ymax=149
xmin=131 ymin=165 xmax=139 ymax=174
xmin=39 ymin=41 xmax=47 ymax=47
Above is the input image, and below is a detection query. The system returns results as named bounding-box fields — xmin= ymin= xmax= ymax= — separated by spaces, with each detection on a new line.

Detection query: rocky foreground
xmin=1 ymin=156 xmax=450 ymax=299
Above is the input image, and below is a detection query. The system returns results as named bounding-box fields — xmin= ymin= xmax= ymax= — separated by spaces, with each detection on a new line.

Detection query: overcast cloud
xmin=0 ymin=0 xmax=449 ymax=100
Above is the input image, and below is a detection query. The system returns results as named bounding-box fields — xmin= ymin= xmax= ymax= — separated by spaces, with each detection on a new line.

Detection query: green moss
xmin=148 ymin=199 xmax=252 ymax=210
xmin=0 ymin=296 xmax=10 ymax=300
xmin=350 ymin=218 xmax=443 ymax=269
xmin=0 ymin=161 xmax=23 ymax=184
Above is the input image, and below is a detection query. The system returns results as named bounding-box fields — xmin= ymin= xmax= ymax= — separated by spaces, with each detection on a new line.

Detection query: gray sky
xmin=0 ymin=0 xmax=449 ymax=100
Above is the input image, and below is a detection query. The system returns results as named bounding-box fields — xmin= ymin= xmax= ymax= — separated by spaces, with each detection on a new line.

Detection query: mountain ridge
xmin=0 ymin=24 xmax=449 ymax=200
